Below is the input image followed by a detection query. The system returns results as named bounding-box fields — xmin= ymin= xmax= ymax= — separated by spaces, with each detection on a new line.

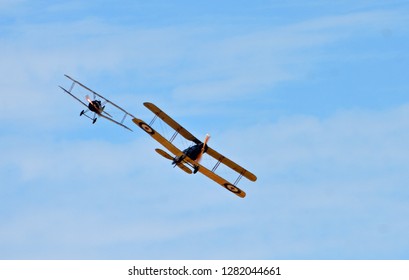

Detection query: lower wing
xmin=182 ymin=156 xmax=246 ymax=198
xmin=99 ymin=114 xmax=133 ymax=131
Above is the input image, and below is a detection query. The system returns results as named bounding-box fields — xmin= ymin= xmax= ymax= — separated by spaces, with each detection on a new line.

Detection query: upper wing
xmin=144 ymin=102 xmax=257 ymax=182
xmin=64 ymin=74 xmax=136 ymax=118
xmin=144 ymin=102 xmax=201 ymax=144
xmin=59 ymin=85 xmax=89 ymax=108
xmin=132 ymin=117 xmax=246 ymax=198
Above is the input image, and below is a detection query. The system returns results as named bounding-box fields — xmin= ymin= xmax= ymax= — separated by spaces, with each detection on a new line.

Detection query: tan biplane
xmin=132 ymin=102 xmax=257 ymax=198
xmin=59 ymin=74 xmax=135 ymax=131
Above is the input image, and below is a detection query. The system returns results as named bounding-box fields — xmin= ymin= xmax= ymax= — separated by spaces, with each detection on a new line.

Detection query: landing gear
xmin=172 ymin=154 xmax=186 ymax=165
xmin=92 ymin=118 xmax=97 ymax=124
xmin=193 ymin=165 xmax=199 ymax=174
xmin=80 ymin=110 xmax=84 ymax=116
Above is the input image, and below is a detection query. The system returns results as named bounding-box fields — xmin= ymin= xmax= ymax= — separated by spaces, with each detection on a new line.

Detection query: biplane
xmin=59 ymin=74 xmax=135 ymax=131
xmin=132 ymin=102 xmax=257 ymax=198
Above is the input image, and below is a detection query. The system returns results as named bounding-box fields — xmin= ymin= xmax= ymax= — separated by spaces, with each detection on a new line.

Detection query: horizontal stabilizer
xmin=155 ymin=149 xmax=192 ymax=174
xmin=155 ymin=148 xmax=174 ymax=161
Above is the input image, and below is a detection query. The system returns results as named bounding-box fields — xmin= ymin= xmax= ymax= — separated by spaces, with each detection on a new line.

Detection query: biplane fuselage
xmin=174 ymin=142 xmax=207 ymax=164
xmin=183 ymin=143 xmax=207 ymax=160
xmin=88 ymin=100 xmax=103 ymax=114
xmin=88 ymin=100 xmax=105 ymax=115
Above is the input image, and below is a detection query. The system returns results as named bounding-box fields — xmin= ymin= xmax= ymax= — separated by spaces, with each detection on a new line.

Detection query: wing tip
xmin=131 ymin=118 xmax=140 ymax=125
xmin=243 ymin=170 xmax=257 ymax=182
xmin=143 ymin=101 xmax=154 ymax=107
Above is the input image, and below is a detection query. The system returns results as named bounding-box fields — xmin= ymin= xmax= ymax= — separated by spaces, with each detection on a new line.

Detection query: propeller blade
xmin=197 ymin=134 xmax=211 ymax=163
xmin=85 ymin=95 xmax=93 ymax=104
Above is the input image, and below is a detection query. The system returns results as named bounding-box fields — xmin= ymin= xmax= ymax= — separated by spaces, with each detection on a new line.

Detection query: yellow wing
xmin=144 ymin=102 xmax=200 ymax=143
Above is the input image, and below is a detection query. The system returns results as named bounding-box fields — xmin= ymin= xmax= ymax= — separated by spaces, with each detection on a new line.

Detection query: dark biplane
xmin=59 ymin=74 xmax=135 ymax=131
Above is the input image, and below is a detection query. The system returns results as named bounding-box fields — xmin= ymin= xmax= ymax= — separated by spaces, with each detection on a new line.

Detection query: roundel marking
xmin=139 ymin=121 xmax=154 ymax=135
xmin=224 ymin=183 xmax=240 ymax=194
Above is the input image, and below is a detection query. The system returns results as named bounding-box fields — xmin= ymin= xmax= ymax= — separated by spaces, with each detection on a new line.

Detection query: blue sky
xmin=1 ymin=0 xmax=409 ymax=259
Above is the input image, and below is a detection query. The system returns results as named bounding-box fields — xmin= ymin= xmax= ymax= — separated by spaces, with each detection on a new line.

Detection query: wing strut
xmin=149 ymin=114 xmax=180 ymax=143
xmin=149 ymin=115 xmax=158 ymax=126
xmin=69 ymin=81 xmax=75 ymax=92
xmin=212 ymin=160 xmax=222 ymax=173
xmin=234 ymin=174 xmax=244 ymax=186
xmin=170 ymin=130 xmax=179 ymax=143
xmin=212 ymin=159 xmax=245 ymax=186
xmin=120 ymin=113 xmax=128 ymax=124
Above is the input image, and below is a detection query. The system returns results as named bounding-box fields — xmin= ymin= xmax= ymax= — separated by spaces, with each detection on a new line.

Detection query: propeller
xmin=85 ymin=95 xmax=93 ymax=105
xmin=196 ymin=134 xmax=211 ymax=163
xmin=85 ymin=95 xmax=112 ymax=117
